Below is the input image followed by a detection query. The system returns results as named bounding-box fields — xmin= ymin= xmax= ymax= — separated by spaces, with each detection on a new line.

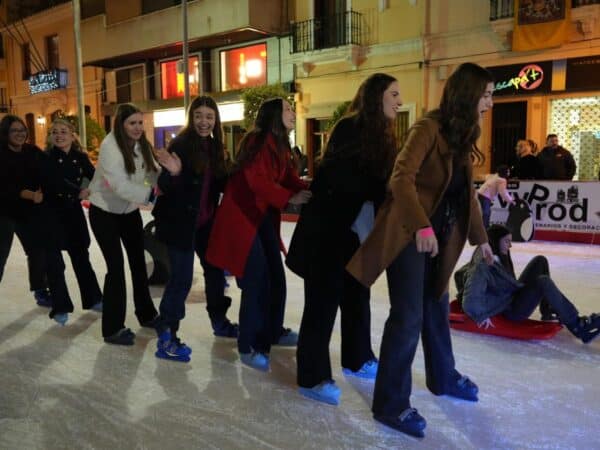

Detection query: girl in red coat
xmin=207 ymin=97 xmax=311 ymax=371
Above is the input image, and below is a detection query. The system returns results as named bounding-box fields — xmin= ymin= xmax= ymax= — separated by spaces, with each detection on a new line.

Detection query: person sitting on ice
xmin=455 ymin=224 xmax=600 ymax=344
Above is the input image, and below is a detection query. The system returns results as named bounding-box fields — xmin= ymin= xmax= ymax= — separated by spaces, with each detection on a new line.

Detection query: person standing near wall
xmin=538 ymin=134 xmax=576 ymax=180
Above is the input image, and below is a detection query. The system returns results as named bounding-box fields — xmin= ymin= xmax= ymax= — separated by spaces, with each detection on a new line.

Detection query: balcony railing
xmin=490 ymin=0 xmax=600 ymax=21
xmin=290 ymin=11 xmax=363 ymax=53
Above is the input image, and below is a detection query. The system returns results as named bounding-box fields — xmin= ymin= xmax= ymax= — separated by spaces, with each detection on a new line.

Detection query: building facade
xmin=80 ymin=0 xmax=294 ymax=155
xmin=290 ymin=0 xmax=600 ymax=179
xmin=1 ymin=0 xmax=103 ymax=149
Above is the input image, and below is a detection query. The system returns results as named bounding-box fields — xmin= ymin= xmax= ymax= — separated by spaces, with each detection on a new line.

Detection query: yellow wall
xmin=421 ymin=2 xmax=600 ymax=174
xmin=290 ymin=0 xmax=425 ymax=150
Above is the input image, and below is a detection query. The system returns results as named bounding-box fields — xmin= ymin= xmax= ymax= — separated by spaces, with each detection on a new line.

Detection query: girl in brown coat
xmin=346 ymin=63 xmax=494 ymax=438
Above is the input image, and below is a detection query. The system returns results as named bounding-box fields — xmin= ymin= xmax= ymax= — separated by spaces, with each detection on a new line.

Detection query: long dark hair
xmin=487 ymin=224 xmax=515 ymax=277
xmin=112 ymin=103 xmax=157 ymax=175
xmin=175 ymin=95 xmax=226 ymax=177
xmin=428 ymin=62 xmax=494 ymax=162
xmin=235 ymin=97 xmax=291 ymax=169
xmin=324 ymin=73 xmax=399 ymax=180
xmin=0 ymin=115 xmax=28 ymax=150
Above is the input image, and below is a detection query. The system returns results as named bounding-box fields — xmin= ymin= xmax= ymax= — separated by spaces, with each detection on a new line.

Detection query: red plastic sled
xmin=449 ymin=300 xmax=563 ymax=340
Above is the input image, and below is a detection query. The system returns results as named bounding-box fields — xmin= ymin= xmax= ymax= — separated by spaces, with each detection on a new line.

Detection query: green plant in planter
xmin=241 ymin=83 xmax=293 ymax=130
xmin=64 ymin=114 xmax=106 ymax=163
xmin=327 ymin=100 xmax=351 ymax=131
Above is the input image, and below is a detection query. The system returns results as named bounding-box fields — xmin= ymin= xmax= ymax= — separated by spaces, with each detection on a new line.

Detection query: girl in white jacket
xmin=89 ymin=103 xmax=160 ymax=345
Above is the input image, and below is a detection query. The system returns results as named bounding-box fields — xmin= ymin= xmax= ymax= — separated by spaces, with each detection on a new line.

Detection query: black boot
xmin=567 ymin=314 xmax=600 ymax=344
xmin=540 ymin=301 xmax=558 ymax=321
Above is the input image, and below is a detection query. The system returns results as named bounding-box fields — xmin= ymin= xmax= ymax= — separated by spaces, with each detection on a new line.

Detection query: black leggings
xmin=89 ymin=205 xmax=157 ymax=337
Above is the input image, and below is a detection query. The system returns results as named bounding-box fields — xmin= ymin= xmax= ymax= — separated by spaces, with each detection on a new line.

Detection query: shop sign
xmin=29 ymin=69 xmax=68 ymax=95
xmin=486 ymin=61 xmax=552 ymax=96
xmin=488 ymin=180 xmax=600 ymax=233
xmin=494 ymin=64 xmax=544 ymax=92
xmin=566 ymin=55 xmax=600 ymax=91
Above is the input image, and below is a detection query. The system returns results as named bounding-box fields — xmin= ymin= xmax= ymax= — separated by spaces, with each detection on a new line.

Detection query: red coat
xmin=207 ymin=133 xmax=308 ymax=277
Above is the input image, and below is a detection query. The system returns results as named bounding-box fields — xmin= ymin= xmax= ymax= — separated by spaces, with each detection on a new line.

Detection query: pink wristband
xmin=417 ymin=227 xmax=434 ymax=238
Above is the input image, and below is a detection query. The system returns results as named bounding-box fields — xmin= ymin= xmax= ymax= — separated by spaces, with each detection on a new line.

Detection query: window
xmin=0 ymin=87 xmax=8 ymax=113
xmin=111 ymin=66 xmax=145 ymax=104
xmin=25 ymin=113 xmax=35 ymax=144
xmin=46 ymin=35 xmax=59 ymax=70
xmin=160 ymin=56 xmax=199 ymax=99
xmin=220 ymin=43 xmax=267 ymax=91
xmin=22 ymin=43 xmax=31 ymax=80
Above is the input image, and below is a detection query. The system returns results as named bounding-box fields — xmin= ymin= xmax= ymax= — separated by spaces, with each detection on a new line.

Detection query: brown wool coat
xmin=346 ymin=117 xmax=488 ymax=298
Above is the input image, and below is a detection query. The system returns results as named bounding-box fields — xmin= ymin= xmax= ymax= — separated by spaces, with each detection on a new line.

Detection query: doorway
xmin=491 ymin=101 xmax=527 ymax=172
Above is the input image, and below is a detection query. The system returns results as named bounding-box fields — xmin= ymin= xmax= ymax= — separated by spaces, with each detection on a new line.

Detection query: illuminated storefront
xmin=220 ymin=43 xmax=267 ymax=91
xmin=487 ymin=57 xmax=600 ymax=181
xmin=160 ymin=56 xmax=200 ymax=99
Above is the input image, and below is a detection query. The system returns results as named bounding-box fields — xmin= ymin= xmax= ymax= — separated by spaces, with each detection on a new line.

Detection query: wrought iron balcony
xmin=290 ymin=11 xmax=363 ymax=54
xmin=490 ymin=0 xmax=600 ymax=21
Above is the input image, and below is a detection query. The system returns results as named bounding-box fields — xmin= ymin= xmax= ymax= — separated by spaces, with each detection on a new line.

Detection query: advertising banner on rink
xmin=486 ymin=180 xmax=600 ymax=244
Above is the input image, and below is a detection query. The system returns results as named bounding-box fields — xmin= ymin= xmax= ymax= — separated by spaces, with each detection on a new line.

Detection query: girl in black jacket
xmin=286 ymin=74 xmax=401 ymax=405
xmin=152 ymin=96 xmax=231 ymax=362
xmin=0 ymin=115 xmax=73 ymax=324
xmin=45 ymin=119 xmax=103 ymax=312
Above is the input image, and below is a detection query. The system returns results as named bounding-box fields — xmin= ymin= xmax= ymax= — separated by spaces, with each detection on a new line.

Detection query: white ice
xmin=0 ymin=218 xmax=598 ymax=449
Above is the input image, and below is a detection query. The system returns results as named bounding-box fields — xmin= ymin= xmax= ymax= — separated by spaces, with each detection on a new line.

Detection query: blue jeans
xmin=237 ymin=217 xmax=286 ymax=354
xmin=159 ymin=245 xmax=195 ymax=332
xmin=194 ymin=221 xmax=229 ymax=327
xmin=478 ymin=193 xmax=491 ymax=229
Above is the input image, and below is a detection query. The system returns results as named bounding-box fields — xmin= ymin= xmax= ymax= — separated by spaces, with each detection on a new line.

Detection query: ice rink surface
xmin=1 ymin=218 xmax=599 ymax=450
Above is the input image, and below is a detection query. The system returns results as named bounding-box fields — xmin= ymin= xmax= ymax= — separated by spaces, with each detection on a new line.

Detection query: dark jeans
xmin=4 ymin=209 xmax=73 ymax=316
xmin=297 ymin=232 xmax=375 ymax=388
xmin=15 ymin=218 xmax=47 ymax=293
xmin=64 ymin=245 xmax=103 ymax=309
xmin=478 ymin=194 xmax=491 ymax=229
xmin=89 ymin=205 xmax=157 ymax=337
xmin=60 ymin=206 xmax=102 ymax=309
xmin=237 ymin=217 xmax=286 ymax=354
xmin=0 ymin=216 xmax=15 ymax=283
xmin=194 ymin=221 xmax=230 ymax=327
xmin=373 ymin=242 xmax=460 ymax=416
xmin=503 ymin=255 xmax=578 ymax=325
xmin=159 ymin=245 xmax=195 ymax=332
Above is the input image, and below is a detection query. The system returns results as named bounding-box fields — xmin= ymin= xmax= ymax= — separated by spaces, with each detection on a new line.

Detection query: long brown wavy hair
xmin=235 ymin=97 xmax=292 ymax=169
xmin=175 ymin=95 xmax=226 ymax=177
xmin=428 ymin=62 xmax=494 ymax=163
xmin=323 ymin=73 xmax=399 ymax=180
xmin=113 ymin=103 xmax=157 ymax=175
